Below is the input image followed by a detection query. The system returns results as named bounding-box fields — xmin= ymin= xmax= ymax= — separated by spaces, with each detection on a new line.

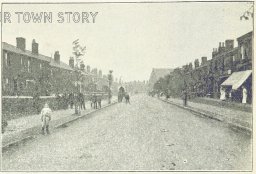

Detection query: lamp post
xmin=107 ymin=70 xmax=113 ymax=104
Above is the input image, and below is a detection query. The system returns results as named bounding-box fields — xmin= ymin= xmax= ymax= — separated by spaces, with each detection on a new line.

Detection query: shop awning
xmin=221 ymin=70 xmax=252 ymax=90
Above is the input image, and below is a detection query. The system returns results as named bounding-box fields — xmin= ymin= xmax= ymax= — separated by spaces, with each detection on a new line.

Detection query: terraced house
xmin=182 ymin=31 xmax=252 ymax=102
xmin=2 ymin=37 xmax=110 ymax=96
xmin=153 ymin=31 xmax=252 ymax=103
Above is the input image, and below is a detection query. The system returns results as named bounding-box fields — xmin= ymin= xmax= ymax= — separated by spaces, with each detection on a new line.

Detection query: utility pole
xmin=108 ymin=70 xmax=113 ymax=104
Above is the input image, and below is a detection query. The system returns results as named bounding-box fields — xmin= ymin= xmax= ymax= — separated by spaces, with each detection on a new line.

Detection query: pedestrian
xmin=79 ymin=92 xmax=86 ymax=110
xmin=69 ymin=92 xmax=74 ymax=109
xmin=220 ymin=87 xmax=226 ymax=101
xmin=182 ymin=89 xmax=187 ymax=106
xmin=229 ymin=89 xmax=233 ymax=102
xmin=90 ymin=94 xmax=94 ymax=108
xmin=40 ymin=103 xmax=52 ymax=135
xmin=97 ymin=94 xmax=102 ymax=108
xmin=93 ymin=94 xmax=98 ymax=109
xmin=125 ymin=92 xmax=130 ymax=104
xmin=242 ymin=86 xmax=247 ymax=104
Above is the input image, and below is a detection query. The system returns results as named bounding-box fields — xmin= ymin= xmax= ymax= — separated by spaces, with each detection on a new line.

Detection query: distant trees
xmin=152 ymin=69 xmax=188 ymax=98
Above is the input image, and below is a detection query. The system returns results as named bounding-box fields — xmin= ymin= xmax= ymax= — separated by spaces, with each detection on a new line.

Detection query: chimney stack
xmin=54 ymin=51 xmax=60 ymax=63
xmin=69 ymin=57 xmax=74 ymax=68
xmin=87 ymin=65 xmax=91 ymax=73
xmin=194 ymin=59 xmax=199 ymax=68
xmin=225 ymin=40 xmax=234 ymax=50
xmin=189 ymin=62 xmax=193 ymax=70
xmin=201 ymin=57 xmax=207 ymax=65
xmin=32 ymin=39 xmax=38 ymax=54
xmin=16 ymin=37 xmax=26 ymax=51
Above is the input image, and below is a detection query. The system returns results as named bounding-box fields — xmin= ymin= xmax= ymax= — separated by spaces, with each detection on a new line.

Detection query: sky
xmin=2 ymin=2 xmax=253 ymax=82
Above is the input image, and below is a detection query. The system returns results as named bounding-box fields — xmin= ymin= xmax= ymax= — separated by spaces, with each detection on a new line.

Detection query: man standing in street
xmin=125 ymin=92 xmax=130 ymax=104
xmin=182 ymin=89 xmax=188 ymax=106
xmin=79 ymin=92 xmax=86 ymax=110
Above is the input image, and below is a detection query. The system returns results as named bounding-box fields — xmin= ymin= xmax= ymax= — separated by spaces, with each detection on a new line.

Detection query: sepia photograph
xmin=1 ymin=1 xmax=254 ymax=172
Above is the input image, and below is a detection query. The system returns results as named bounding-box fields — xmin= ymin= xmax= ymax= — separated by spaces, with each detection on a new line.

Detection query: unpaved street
xmin=2 ymin=94 xmax=252 ymax=171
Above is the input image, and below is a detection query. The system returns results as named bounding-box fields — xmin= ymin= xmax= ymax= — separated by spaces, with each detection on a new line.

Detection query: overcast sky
xmin=2 ymin=2 xmax=253 ymax=82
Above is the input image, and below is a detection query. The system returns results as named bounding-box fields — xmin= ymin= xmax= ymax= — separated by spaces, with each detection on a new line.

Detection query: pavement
xmin=2 ymin=97 xmax=117 ymax=149
xmin=2 ymin=94 xmax=252 ymax=171
xmin=158 ymin=96 xmax=252 ymax=134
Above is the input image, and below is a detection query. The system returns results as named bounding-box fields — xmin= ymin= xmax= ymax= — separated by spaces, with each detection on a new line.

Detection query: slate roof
xmin=3 ymin=42 xmax=74 ymax=71
xmin=2 ymin=42 xmax=51 ymax=62
xmin=49 ymin=58 xmax=74 ymax=71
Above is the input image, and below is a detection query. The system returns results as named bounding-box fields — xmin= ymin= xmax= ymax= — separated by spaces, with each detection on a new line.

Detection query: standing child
xmin=41 ymin=103 xmax=52 ymax=135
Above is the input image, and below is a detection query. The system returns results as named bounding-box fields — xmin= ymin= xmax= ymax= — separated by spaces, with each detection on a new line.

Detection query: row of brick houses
xmin=150 ymin=31 xmax=253 ymax=103
xmin=2 ymin=37 xmax=111 ymax=96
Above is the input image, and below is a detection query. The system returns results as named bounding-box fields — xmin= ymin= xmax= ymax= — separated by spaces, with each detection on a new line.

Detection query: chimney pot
xmin=16 ymin=37 xmax=26 ymax=51
xmin=69 ymin=57 xmax=74 ymax=68
xmin=54 ymin=51 xmax=60 ymax=63
xmin=201 ymin=56 xmax=207 ymax=65
xmin=32 ymin=39 xmax=39 ymax=54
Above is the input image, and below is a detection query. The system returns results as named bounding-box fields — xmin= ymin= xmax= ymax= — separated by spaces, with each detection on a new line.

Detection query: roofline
xmin=2 ymin=42 xmax=51 ymax=62
xmin=237 ymin=31 xmax=253 ymax=41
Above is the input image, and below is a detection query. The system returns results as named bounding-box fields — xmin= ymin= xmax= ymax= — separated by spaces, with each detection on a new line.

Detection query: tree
xmin=240 ymin=4 xmax=254 ymax=21
xmin=72 ymin=39 xmax=86 ymax=115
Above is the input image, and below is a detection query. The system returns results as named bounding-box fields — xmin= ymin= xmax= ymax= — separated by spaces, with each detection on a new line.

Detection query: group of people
xmin=220 ymin=86 xmax=248 ymax=104
xmin=68 ymin=92 xmax=86 ymax=110
xmin=90 ymin=94 xmax=103 ymax=109
xmin=118 ymin=92 xmax=130 ymax=104
xmin=39 ymin=92 xmax=105 ymax=135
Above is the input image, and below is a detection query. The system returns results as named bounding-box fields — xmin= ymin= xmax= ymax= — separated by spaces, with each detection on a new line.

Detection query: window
xmin=39 ymin=63 xmax=42 ymax=69
xmin=232 ymin=56 xmax=235 ymax=62
xmin=5 ymin=78 xmax=9 ymax=90
xmin=4 ymin=52 xmax=10 ymax=66
xmin=28 ymin=60 xmax=30 ymax=72
xmin=3 ymin=78 xmax=8 ymax=91
xmin=20 ymin=56 xmax=23 ymax=65
xmin=4 ymin=52 xmax=8 ymax=66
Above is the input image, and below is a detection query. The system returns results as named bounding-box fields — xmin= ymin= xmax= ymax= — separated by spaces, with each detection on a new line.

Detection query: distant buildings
xmin=150 ymin=31 xmax=253 ymax=103
xmin=2 ymin=37 xmax=111 ymax=96
xmin=148 ymin=68 xmax=173 ymax=91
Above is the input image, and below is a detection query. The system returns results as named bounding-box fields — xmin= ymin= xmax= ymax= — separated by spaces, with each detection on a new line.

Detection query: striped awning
xmin=221 ymin=70 xmax=252 ymax=90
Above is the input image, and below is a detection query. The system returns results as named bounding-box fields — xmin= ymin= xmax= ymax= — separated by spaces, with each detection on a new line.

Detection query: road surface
xmin=2 ymin=94 xmax=252 ymax=171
